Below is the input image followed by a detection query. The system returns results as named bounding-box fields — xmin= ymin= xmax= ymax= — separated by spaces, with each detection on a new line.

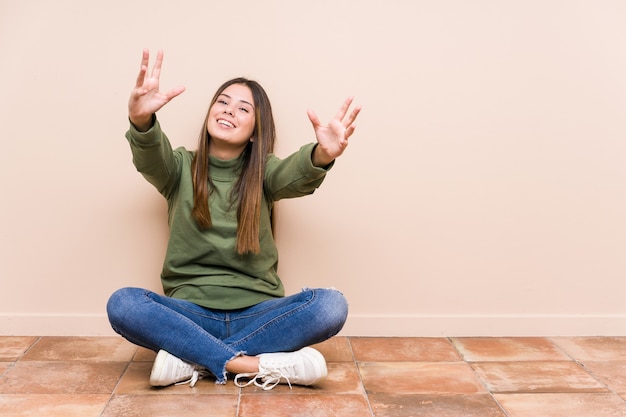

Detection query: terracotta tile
xmin=552 ymin=337 xmax=626 ymax=362
xmin=0 ymin=337 xmax=39 ymax=361
xmin=311 ymin=337 xmax=353 ymax=362
xmin=452 ymin=337 xmax=570 ymax=362
xmin=350 ymin=337 xmax=461 ymax=362
xmin=582 ymin=361 xmax=626 ymax=394
xmin=240 ymin=362 xmax=365 ymax=395
xmin=115 ymin=362 xmax=237 ymax=395
xmin=102 ymin=394 xmax=237 ymax=417
xmin=239 ymin=394 xmax=371 ymax=417
xmin=0 ymin=394 xmax=110 ymax=417
xmin=495 ymin=393 xmax=626 ymax=417
xmin=472 ymin=361 xmax=608 ymax=393
xmin=237 ymin=381 xmax=325 ymax=395
xmin=0 ymin=361 xmax=127 ymax=394
xmin=369 ymin=393 xmax=507 ymax=417
xmin=0 ymin=363 xmax=12 ymax=377
xmin=316 ymin=362 xmax=367 ymax=395
xmin=3 ymin=335 xmax=624 ymax=416
xmin=22 ymin=336 xmax=137 ymax=362
xmin=359 ymin=362 xmax=486 ymax=395
xmin=132 ymin=346 xmax=156 ymax=362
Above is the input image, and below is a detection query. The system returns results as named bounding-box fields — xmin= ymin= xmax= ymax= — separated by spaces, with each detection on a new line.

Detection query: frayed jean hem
xmin=214 ymin=351 xmax=246 ymax=384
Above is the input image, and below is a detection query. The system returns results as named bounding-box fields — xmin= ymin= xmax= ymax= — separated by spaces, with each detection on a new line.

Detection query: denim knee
xmin=106 ymin=287 xmax=141 ymax=330
xmin=312 ymin=288 xmax=349 ymax=337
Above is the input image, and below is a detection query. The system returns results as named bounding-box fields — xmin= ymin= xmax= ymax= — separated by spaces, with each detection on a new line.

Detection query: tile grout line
xmin=20 ymin=336 xmax=42 ymax=360
xmin=447 ymin=337 xmax=512 ymax=417
xmin=235 ymin=378 xmax=242 ymax=417
xmin=0 ymin=337 xmax=41 ymax=394
xmin=575 ymin=361 xmax=626 ymax=400
xmin=98 ymin=355 xmax=134 ymax=417
xmin=548 ymin=337 xmax=623 ymax=399
xmin=346 ymin=337 xmax=376 ymax=417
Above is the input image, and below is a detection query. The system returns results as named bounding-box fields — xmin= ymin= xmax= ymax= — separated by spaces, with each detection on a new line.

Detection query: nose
xmin=223 ymin=104 xmax=234 ymax=116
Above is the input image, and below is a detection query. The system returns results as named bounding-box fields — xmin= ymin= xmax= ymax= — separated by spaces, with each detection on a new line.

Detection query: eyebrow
xmin=219 ymin=93 xmax=254 ymax=108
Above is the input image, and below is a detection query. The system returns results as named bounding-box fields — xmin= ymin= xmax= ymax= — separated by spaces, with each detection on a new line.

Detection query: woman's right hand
xmin=128 ymin=49 xmax=185 ymax=131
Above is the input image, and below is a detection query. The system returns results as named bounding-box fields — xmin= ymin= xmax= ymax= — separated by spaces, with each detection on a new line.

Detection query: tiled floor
xmin=1 ymin=336 xmax=625 ymax=416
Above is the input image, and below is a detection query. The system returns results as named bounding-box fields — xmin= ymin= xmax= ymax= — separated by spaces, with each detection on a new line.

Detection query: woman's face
xmin=206 ymin=83 xmax=256 ymax=159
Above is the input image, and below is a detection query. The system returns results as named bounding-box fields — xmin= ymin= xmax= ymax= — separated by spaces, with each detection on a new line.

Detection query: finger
xmin=134 ymin=49 xmax=149 ymax=89
xmin=307 ymin=109 xmax=321 ymax=128
xmin=151 ymin=49 xmax=164 ymax=80
xmin=140 ymin=48 xmax=149 ymax=68
xmin=343 ymin=104 xmax=362 ymax=129
xmin=164 ymin=85 xmax=186 ymax=101
xmin=345 ymin=125 xmax=357 ymax=140
xmin=333 ymin=96 xmax=354 ymax=121
xmin=134 ymin=66 xmax=148 ymax=90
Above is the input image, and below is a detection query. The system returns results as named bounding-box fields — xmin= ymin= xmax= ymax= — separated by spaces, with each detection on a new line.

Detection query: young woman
xmin=106 ymin=50 xmax=361 ymax=390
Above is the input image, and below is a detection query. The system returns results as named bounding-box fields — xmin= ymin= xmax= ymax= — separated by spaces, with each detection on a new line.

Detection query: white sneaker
xmin=234 ymin=347 xmax=327 ymax=390
xmin=149 ymin=350 xmax=209 ymax=388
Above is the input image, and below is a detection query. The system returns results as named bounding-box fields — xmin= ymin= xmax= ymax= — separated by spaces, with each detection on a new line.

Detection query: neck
xmin=208 ymin=142 xmax=247 ymax=160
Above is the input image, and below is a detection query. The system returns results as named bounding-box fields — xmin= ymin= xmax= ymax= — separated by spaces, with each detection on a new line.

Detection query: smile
xmin=217 ymin=119 xmax=235 ymax=128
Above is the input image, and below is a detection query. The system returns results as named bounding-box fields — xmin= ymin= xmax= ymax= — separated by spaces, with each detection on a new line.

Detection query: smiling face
xmin=206 ymin=83 xmax=256 ymax=159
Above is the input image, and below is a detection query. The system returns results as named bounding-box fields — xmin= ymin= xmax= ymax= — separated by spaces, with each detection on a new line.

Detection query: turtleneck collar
xmin=208 ymin=154 xmax=243 ymax=181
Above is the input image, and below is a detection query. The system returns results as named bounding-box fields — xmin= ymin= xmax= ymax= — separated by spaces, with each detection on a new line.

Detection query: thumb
xmin=164 ymin=85 xmax=186 ymax=101
xmin=307 ymin=109 xmax=320 ymax=128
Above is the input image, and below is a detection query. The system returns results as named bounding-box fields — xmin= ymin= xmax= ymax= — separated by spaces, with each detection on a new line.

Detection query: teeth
xmin=218 ymin=119 xmax=234 ymax=128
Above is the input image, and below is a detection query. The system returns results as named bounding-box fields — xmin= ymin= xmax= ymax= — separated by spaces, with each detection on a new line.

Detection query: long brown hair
xmin=191 ymin=78 xmax=276 ymax=255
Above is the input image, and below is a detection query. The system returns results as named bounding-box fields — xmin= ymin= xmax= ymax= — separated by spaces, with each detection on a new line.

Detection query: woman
xmin=107 ymin=49 xmax=361 ymax=390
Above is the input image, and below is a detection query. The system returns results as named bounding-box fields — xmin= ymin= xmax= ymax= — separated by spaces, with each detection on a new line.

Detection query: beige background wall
xmin=1 ymin=0 xmax=625 ymax=337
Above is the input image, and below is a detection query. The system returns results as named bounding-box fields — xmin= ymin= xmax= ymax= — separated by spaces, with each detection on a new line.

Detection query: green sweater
xmin=126 ymin=119 xmax=331 ymax=309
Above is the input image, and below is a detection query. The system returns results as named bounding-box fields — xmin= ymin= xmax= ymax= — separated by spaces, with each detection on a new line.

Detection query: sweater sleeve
xmin=264 ymin=143 xmax=335 ymax=201
xmin=125 ymin=118 xmax=183 ymax=199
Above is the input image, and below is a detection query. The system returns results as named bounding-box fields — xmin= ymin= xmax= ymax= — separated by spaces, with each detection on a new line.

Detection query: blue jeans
xmin=106 ymin=287 xmax=348 ymax=383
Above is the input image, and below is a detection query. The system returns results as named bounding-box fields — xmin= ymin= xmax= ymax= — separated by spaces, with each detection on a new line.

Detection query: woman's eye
xmin=218 ymin=100 xmax=228 ymax=105
xmin=239 ymin=107 xmax=249 ymax=113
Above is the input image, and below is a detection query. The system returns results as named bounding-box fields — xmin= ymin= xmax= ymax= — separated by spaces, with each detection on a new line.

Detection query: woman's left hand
xmin=308 ymin=97 xmax=362 ymax=167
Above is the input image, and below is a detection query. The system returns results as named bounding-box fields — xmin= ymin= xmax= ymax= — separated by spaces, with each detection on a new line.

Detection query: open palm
xmin=308 ymin=97 xmax=362 ymax=166
xmin=128 ymin=50 xmax=185 ymax=131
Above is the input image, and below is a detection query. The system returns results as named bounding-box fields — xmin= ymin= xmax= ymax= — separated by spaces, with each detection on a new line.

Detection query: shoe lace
xmin=175 ymin=368 xmax=211 ymax=388
xmin=234 ymin=365 xmax=295 ymax=391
